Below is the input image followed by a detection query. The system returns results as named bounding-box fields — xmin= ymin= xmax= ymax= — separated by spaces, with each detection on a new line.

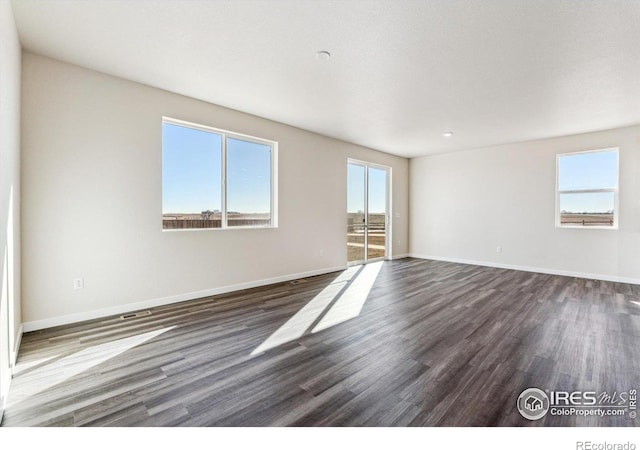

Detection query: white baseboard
xmin=22 ymin=265 xmax=348 ymax=332
xmin=390 ymin=253 xmax=410 ymax=260
xmin=11 ymin=324 xmax=22 ymax=373
xmin=409 ymin=254 xmax=640 ymax=285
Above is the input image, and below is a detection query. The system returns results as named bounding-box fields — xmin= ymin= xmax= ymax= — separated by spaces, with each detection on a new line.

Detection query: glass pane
xmin=347 ymin=164 xmax=365 ymax=263
xmin=227 ymin=137 xmax=272 ymax=227
xmin=558 ymin=150 xmax=618 ymax=191
xmin=559 ymin=192 xmax=615 ymax=226
xmin=367 ymin=167 xmax=387 ymax=259
xmin=162 ymin=122 xmax=222 ymax=229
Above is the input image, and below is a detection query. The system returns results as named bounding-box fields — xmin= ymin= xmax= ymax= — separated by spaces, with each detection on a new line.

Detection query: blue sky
xmin=164 ymin=123 xmax=388 ymax=218
xmin=559 ymin=192 xmax=614 ymax=214
xmin=162 ymin=123 xmax=271 ymax=214
xmin=227 ymin=137 xmax=271 ymax=213
xmin=164 ymin=122 xmax=612 ymax=217
xmin=348 ymin=164 xmax=387 ymax=214
xmin=558 ymin=150 xmax=617 ymax=213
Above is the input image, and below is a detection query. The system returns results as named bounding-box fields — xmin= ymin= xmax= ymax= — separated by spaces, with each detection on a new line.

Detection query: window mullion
xmin=558 ymin=188 xmax=616 ymax=195
xmin=222 ymin=134 xmax=227 ymax=228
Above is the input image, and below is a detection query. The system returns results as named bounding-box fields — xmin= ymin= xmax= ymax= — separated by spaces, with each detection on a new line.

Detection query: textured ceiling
xmin=10 ymin=0 xmax=640 ymax=157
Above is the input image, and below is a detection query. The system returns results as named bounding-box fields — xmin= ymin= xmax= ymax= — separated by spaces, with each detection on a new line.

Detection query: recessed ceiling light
xmin=443 ymin=132 xmax=454 ymax=137
xmin=316 ymin=50 xmax=331 ymax=60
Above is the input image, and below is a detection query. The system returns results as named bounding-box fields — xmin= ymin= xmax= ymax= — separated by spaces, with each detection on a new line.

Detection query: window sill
xmin=556 ymin=225 xmax=618 ymax=230
xmin=162 ymin=225 xmax=278 ymax=232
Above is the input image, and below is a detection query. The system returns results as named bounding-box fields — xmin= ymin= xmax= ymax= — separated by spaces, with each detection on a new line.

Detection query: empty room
xmin=1 ymin=0 xmax=639 ymax=442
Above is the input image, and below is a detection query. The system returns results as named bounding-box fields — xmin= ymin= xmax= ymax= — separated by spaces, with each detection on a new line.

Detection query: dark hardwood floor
xmin=2 ymin=258 xmax=639 ymax=426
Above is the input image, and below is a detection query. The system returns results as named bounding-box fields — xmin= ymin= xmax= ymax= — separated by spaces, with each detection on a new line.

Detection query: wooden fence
xmin=163 ymin=219 xmax=271 ymax=229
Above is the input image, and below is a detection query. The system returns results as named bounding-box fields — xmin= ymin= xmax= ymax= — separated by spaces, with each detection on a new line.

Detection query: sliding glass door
xmin=347 ymin=160 xmax=390 ymax=264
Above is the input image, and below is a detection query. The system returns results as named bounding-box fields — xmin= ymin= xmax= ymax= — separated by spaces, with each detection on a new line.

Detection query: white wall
xmin=21 ymin=53 xmax=409 ymax=329
xmin=0 ymin=0 xmax=22 ymax=413
xmin=410 ymin=125 xmax=640 ymax=283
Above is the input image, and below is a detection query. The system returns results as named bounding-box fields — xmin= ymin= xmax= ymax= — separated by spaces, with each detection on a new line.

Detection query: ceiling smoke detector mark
xmin=442 ymin=132 xmax=454 ymax=138
xmin=316 ymin=50 xmax=331 ymax=60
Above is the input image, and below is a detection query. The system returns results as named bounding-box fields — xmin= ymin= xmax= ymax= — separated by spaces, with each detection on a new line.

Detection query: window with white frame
xmin=556 ymin=148 xmax=618 ymax=228
xmin=162 ymin=118 xmax=277 ymax=230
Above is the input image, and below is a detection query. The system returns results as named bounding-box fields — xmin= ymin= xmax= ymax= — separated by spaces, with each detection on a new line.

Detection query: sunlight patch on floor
xmin=312 ymin=261 xmax=383 ymax=333
xmin=251 ymin=262 xmax=383 ymax=355
xmin=251 ymin=267 xmax=361 ymax=355
xmin=8 ymin=326 xmax=175 ymax=407
xmin=12 ymin=354 xmax=60 ymax=376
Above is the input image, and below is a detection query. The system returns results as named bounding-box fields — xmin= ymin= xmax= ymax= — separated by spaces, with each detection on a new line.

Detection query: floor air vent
xmin=120 ymin=310 xmax=151 ymax=320
xmin=289 ymin=279 xmax=307 ymax=285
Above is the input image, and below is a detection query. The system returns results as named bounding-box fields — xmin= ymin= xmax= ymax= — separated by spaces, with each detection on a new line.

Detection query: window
xmin=162 ymin=118 xmax=277 ymax=230
xmin=556 ymin=148 xmax=618 ymax=228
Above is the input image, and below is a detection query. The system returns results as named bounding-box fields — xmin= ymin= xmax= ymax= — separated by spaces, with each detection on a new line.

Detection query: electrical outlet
xmin=73 ymin=277 xmax=84 ymax=290
xmin=319 ymin=249 xmax=324 ymax=257
xmin=496 ymin=246 xmax=502 ymax=254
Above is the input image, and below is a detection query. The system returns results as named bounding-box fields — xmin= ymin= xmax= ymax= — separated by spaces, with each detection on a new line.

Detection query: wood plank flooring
xmin=2 ymin=258 xmax=640 ymax=426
